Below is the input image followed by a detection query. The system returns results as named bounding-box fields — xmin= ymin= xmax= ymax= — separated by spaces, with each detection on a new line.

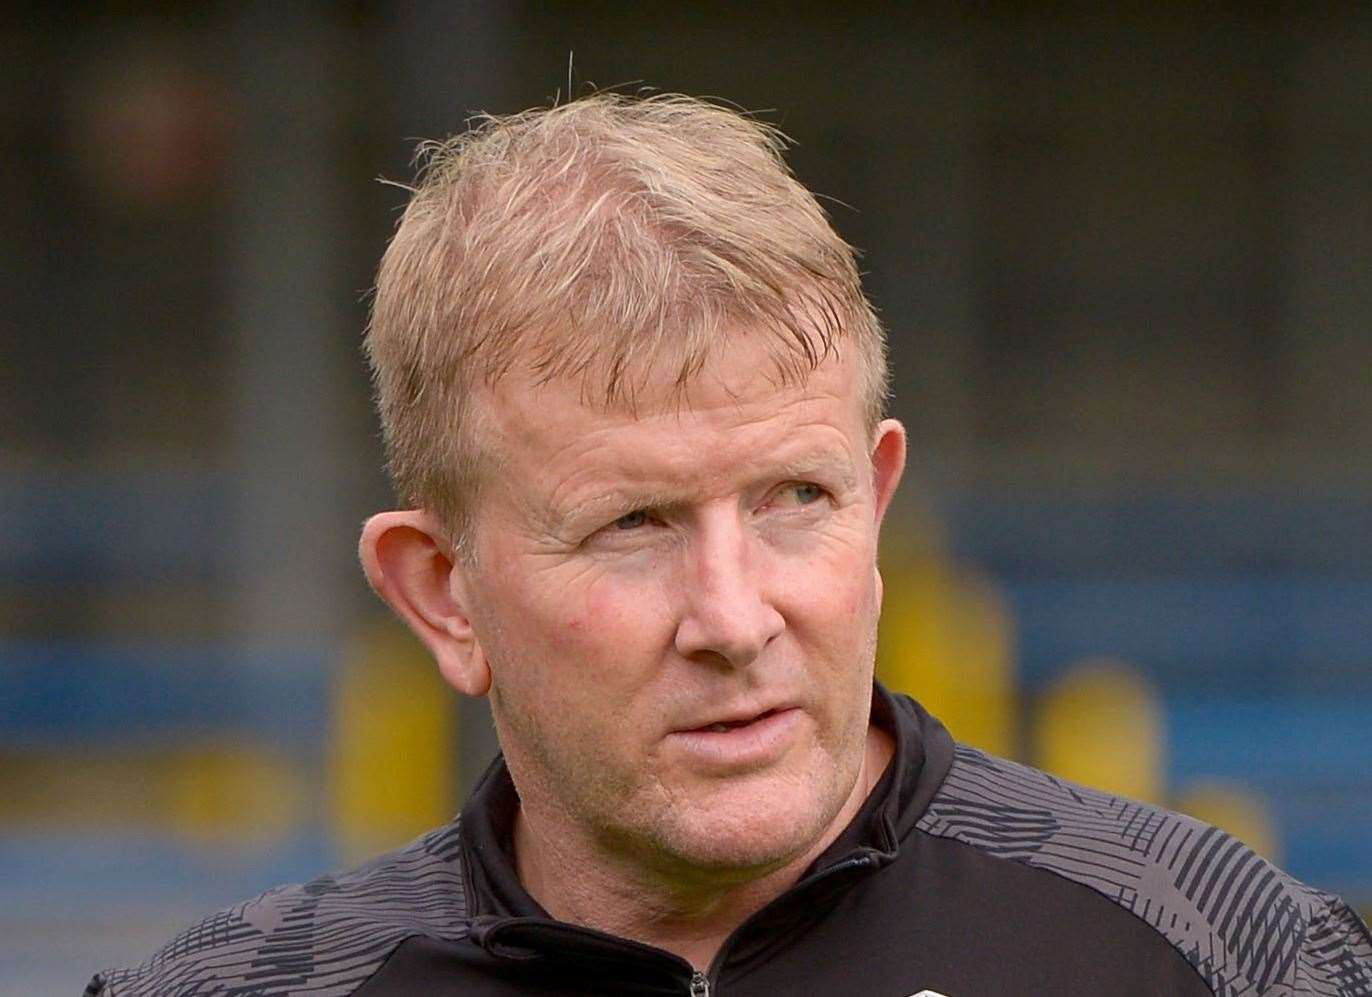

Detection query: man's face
xmin=458 ymin=332 xmax=903 ymax=878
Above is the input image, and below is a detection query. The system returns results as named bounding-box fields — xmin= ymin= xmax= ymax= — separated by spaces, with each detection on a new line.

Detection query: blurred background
xmin=4 ymin=4 xmax=1370 ymax=991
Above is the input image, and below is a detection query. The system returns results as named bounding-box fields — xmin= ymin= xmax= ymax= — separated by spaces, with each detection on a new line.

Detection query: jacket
xmin=88 ymin=687 xmax=1372 ymax=995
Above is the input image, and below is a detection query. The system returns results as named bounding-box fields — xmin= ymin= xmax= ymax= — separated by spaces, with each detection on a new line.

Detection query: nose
xmin=673 ymin=508 xmax=785 ymax=668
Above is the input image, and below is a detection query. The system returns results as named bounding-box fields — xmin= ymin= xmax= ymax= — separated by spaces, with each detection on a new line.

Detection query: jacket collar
xmin=457 ymin=683 xmax=954 ymax=961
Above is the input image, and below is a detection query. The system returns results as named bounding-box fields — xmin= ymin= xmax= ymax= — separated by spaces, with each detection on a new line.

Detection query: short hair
xmin=365 ymin=92 xmax=888 ymax=548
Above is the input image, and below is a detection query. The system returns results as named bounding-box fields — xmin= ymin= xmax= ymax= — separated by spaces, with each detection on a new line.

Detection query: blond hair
xmin=366 ymin=93 xmax=888 ymax=545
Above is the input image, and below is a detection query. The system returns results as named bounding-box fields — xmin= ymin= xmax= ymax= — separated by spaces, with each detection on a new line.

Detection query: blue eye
xmin=614 ymin=510 xmax=648 ymax=530
xmin=793 ymin=483 xmax=824 ymax=504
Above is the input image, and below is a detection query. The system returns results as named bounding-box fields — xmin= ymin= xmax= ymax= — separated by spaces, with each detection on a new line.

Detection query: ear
xmin=869 ymin=418 xmax=907 ymax=529
xmin=358 ymin=510 xmax=491 ymax=697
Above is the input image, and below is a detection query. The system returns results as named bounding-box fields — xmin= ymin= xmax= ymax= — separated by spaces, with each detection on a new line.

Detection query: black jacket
xmin=89 ymin=688 xmax=1372 ymax=996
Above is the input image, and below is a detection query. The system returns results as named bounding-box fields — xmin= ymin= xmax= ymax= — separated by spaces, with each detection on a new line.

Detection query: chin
xmin=644 ymin=769 xmax=852 ymax=877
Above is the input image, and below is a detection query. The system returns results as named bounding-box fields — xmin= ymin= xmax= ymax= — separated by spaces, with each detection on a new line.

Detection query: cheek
xmin=572 ymin=573 xmax=674 ymax=663
xmin=782 ymin=540 xmax=878 ymax=628
xmin=497 ymin=562 xmax=673 ymax=694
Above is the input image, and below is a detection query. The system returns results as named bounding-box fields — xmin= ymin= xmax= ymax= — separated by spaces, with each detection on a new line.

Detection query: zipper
xmin=473 ymin=856 xmax=880 ymax=996
xmin=698 ymin=849 xmax=880 ymax=988
xmin=826 ymin=852 xmax=877 ymax=876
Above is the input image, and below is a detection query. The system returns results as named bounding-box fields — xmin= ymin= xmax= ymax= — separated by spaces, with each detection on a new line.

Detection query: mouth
xmin=669 ymin=706 xmax=803 ymax=769
xmin=693 ymin=707 xmax=784 ymax=734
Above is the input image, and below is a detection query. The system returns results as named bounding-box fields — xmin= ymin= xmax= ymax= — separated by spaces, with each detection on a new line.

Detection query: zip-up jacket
xmin=88 ymin=687 xmax=1372 ymax=995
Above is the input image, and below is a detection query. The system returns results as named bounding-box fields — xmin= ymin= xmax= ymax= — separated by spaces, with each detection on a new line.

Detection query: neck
xmin=512 ymin=723 xmax=894 ymax=970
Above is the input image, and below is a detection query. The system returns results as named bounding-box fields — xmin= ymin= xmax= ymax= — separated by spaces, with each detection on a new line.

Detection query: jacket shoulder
xmin=917 ymin=745 xmax=1372 ymax=996
xmin=86 ymin=821 xmax=470 ymax=997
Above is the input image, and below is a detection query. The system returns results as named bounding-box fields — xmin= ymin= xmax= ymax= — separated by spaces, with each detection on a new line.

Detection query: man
xmin=90 ymin=94 xmax=1371 ymax=996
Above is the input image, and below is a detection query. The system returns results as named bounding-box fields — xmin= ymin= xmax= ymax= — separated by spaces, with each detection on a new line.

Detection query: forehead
xmin=475 ymin=334 xmax=867 ymax=512
xmin=501 ymin=329 xmax=858 ymax=430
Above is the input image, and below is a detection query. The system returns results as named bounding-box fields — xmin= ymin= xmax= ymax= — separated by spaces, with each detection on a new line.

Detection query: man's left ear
xmin=357 ymin=509 xmax=492 ymax=698
xmin=869 ymin=418 xmax=907 ymax=527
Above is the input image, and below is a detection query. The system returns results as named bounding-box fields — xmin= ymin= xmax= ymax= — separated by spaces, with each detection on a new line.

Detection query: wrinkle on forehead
xmin=525 ymin=331 xmax=832 ymax=425
xmin=526 ymin=385 xmax=861 ymax=531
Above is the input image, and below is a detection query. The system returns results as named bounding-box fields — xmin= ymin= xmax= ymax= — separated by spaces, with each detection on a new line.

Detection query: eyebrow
xmin=539 ymin=488 xmax=677 ymax=536
xmin=773 ymin=452 xmax=859 ymax=493
xmin=541 ymin=448 xmax=861 ymax=533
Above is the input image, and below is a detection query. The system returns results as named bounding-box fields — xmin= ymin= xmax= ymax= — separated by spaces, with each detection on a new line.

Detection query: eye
xmin=763 ymin=482 xmax=829 ymax=515
xmin=612 ymin=509 xmax=649 ymax=530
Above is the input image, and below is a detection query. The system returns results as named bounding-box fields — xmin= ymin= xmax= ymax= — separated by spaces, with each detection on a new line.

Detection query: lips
xmin=668 ymin=706 xmax=803 ymax=769
xmin=681 ymin=705 xmax=786 ymax=734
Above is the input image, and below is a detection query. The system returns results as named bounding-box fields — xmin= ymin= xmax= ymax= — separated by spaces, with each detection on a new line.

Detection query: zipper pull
xmin=688 ymin=970 xmax=710 ymax=996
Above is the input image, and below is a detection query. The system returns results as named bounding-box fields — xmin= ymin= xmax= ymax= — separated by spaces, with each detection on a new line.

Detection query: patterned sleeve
xmin=83 ymin=822 xmax=470 ymax=996
xmin=920 ymin=746 xmax=1372 ymax=997
xmin=1292 ymin=891 xmax=1372 ymax=995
